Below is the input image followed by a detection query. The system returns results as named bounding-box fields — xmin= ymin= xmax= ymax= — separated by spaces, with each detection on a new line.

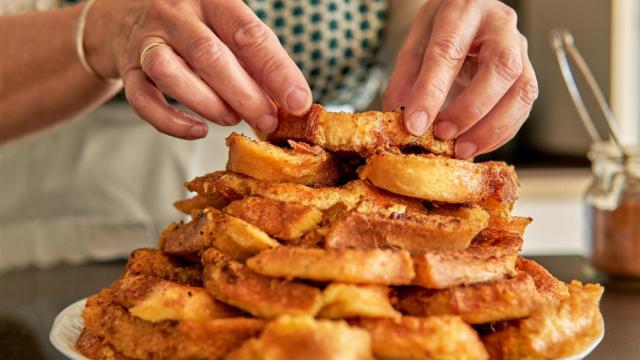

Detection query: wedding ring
xmin=139 ymin=41 xmax=169 ymax=67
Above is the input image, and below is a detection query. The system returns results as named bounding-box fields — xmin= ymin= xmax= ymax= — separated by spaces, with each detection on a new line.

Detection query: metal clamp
xmin=550 ymin=28 xmax=627 ymax=158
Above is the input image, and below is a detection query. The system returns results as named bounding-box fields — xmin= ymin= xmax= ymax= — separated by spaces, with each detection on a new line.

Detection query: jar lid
xmin=588 ymin=141 xmax=640 ymax=160
xmin=588 ymin=142 xmax=640 ymax=177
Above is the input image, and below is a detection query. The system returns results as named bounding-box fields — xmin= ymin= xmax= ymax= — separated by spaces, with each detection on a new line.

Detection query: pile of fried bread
xmin=78 ymin=105 xmax=604 ymax=360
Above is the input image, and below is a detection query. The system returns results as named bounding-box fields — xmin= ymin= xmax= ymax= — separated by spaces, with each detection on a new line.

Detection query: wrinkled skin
xmin=86 ymin=0 xmax=537 ymax=159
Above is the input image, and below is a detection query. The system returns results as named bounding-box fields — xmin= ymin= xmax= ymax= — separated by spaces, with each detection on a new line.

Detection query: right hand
xmin=84 ymin=0 xmax=312 ymax=139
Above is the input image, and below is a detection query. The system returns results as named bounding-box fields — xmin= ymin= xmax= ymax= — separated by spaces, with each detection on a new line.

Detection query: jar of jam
xmin=586 ymin=141 xmax=640 ymax=285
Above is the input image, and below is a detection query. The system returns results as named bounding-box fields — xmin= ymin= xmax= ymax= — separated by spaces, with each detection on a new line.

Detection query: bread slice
xmin=359 ymin=152 xmax=518 ymax=205
xmin=397 ymin=272 xmax=539 ymax=324
xmin=318 ymin=283 xmax=400 ymax=319
xmin=266 ymin=104 xmax=453 ymax=156
xmin=173 ymin=194 xmax=212 ymax=214
xmin=226 ymin=133 xmax=340 ymax=186
xmin=488 ymin=215 xmax=532 ymax=236
xmin=115 ymin=275 xmax=241 ymax=322
xmin=122 ymin=248 xmax=203 ymax=286
xmin=516 ymin=257 xmax=569 ymax=304
xmin=482 ymin=281 xmax=604 ymax=359
xmin=342 ymin=179 xmax=427 ymax=214
xmin=227 ymin=316 xmax=373 ymax=360
xmin=186 ymin=171 xmax=361 ymax=210
xmin=354 ymin=316 xmax=488 ymax=360
xmin=324 ymin=205 xmax=489 ymax=253
xmin=81 ymin=288 xmax=265 ymax=360
xmin=223 ymin=196 xmax=323 ymax=241
xmin=160 ymin=208 xmax=279 ymax=261
xmin=247 ymin=246 xmax=415 ymax=285
xmin=202 ymin=248 xmax=323 ymax=318
xmin=185 ymin=171 xmax=429 ymax=218
xmin=412 ymin=229 xmax=522 ymax=289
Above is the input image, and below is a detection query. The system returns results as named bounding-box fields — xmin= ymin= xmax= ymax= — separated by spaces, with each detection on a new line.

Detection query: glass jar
xmin=585 ymin=141 xmax=640 ymax=285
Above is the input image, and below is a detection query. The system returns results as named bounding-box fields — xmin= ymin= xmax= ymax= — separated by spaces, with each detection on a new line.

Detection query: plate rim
xmin=50 ymin=298 xmax=89 ymax=360
xmin=50 ymin=298 xmax=604 ymax=360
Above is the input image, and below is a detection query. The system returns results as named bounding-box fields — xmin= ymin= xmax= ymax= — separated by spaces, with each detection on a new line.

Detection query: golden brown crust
xmin=227 ymin=316 xmax=374 ymax=360
xmin=397 ymin=272 xmax=539 ymax=324
xmin=488 ymin=215 xmax=532 ymax=236
xmin=76 ymin=328 xmax=132 ymax=360
xmin=174 ymin=194 xmax=215 ymax=214
xmin=202 ymin=248 xmax=323 ymax=318
xmin=354 ymin=316 xmax=489 ymax=360
xmin=246 ymin=246 xmax=415 ymax=285
xmin=76 ymin=100 xmax=612 ymax=360
xmin=516 ymin=257 xmax=569 ymax=305
xmin=160 ymin=208 xmax=279 ymax=261
xmin=324 ymin=205 xmax=489 ymax=253
xmin=159 ymin=214 xmax=212 ymax=259
xmin=412 ymin=229 xmax=522 ymax=289
xmin=267 ymin=104 xmax=454 ymax=157
xmin=318 ymin=283 xmax=400 ymax=319
xmin=341 ymin=179 xmax=427 ymax=214
xmin=478 ymin=161 xmax=520 ymax=209
xmin=359 ymin=153 xmax=518 ymax=205
xmin=224 ymin=196 xmax=323 ymax=241
xmin=185 ymin=172 xmax=426 ymax=217
xmin=122 ymin=248 xmax=203 ymax=286
xmin=226 ymin=133 xmax=341 ymax=186
xmin=115 ymin=275 xmax=242 ymax=322
xmin=82 ymin=288 xmax=264 ymax=360
xmin=482 ymin=281 xmax=604 ymax=359
xmin=186 ymin=171 xmax=361 ymax=211
xmin=184 ymin=171 xmax=251 ymax=208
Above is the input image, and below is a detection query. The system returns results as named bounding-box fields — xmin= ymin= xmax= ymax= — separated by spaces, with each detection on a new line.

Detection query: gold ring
xmin=139 ymin=41 xmax=169 ymax=67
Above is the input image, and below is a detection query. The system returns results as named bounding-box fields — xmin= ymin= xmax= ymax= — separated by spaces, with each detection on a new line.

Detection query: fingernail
xmin=406 ymin=111 xmax=428 ymax=136
xmin=455 ymin=141 xmax=477 ymax=159
xmin=435 ymin=121 xmax=458 ymax=140
xmin=188 ymin=123 xmax=208 ymax=139
xmin=256 ymin=114 xmax=278 ymax=133
xmin=285 ymin=87 xmax=311 ymax=115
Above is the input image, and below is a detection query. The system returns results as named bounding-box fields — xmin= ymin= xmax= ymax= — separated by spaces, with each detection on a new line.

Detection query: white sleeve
xmin=0 ymin=0 xmax=61 ymax=15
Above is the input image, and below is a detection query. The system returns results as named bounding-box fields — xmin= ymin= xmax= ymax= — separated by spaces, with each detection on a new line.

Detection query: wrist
xmin=81 ymin=0 xmax=120 ymax=80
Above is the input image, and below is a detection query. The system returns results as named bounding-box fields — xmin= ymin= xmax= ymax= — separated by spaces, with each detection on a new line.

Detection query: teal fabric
xmin=245 ymin=0 xmax=388 ymax=107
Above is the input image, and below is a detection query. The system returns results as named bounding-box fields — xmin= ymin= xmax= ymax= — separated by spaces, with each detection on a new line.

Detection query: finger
xmin=404 ymin=0 xmax=483 ymax=135
xmin=435 ymin=8 xmax=523 ymax=140
xmin=140 ymin=38 xmax=240 ymax=126
xmin=383 ymin=1 xmax=440 ymax=111
xmin=166 ymin=15 xmax=278 ymax=132
xmin=454 ymin=40 xmax=538 ymax=159
xmin=123 ymin=69 xmax=209 ymax=140
xmin=206 ymin=0 xmax=312 ymax=116
xmin=483 ymin=130 xmax=517 ymax=155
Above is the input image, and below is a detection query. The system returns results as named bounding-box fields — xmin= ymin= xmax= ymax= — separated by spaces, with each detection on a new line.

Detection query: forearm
xmin=0 ymin=4 xmax=121 ymax=144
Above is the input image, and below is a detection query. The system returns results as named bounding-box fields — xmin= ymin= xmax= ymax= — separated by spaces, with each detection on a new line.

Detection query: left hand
xmin=384 ymin=0 xmax=538 ymax=159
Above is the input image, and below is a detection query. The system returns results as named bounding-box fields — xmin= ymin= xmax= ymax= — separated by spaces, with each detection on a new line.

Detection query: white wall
xmin=522 ymin=0 xmax=612 ymax=154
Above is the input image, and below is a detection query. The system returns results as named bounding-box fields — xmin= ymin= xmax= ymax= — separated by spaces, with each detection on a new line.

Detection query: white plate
xmin=51 ymin=298 xmax=604 ymax=360
xmin=50 ymin=299 xmax=90 ymax=360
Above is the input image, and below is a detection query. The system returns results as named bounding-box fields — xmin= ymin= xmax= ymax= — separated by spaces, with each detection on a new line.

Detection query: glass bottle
xmin=585 ymin=141 xmax=640 ymax=286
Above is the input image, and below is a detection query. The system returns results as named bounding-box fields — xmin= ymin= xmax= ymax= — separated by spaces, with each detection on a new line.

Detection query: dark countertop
xmin=0 ymin=255 xmax=638 ymax=359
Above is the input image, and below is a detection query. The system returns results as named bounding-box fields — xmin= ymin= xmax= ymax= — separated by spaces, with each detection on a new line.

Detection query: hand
xmin=384 ymin=0 xmax=538 ymax=159
xmin=84 ymin=0 xmax=312 ymax=139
